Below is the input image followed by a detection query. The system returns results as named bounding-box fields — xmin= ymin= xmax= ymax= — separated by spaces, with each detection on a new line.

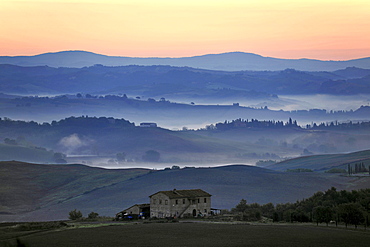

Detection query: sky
xmin=0 ymin=0 xmax=370 ymax=60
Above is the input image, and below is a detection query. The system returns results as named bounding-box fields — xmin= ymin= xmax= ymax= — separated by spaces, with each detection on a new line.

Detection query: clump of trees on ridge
xmin=201 ymin=118 xmax=370 ymax=131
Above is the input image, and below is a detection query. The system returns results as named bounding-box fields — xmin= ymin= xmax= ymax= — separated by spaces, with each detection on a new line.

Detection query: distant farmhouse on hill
xmin=116 ymin=189 xmax=212 ymax=220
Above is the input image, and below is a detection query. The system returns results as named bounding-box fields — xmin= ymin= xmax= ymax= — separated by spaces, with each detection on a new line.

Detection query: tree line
xmin=201 ymin=118 xmax=370 ymax=131
xmin=230 ymin=187 xmax=370 ymax=228
xmin=0 ymin=116 xmax=135 ymax=129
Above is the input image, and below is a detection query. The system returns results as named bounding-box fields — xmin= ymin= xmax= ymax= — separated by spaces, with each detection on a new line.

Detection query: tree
xmin=232 ymin=199 xmax=248 ymax=213
xmin=314 ymin=206 xmax=333 ymax=226
xmin=4 ymin=138 xmax=17 ymax=145
xmin=88 ymin=212 xmax=99 ymax=219
xmin=272 ymin=212 xmax=279 ymax=222
xmin=54 ymin=152 xmax=67 ymax=164
xmin=69 ymin=209 xmax=83 ymax=220
xmin=116 ymin=152 xmax=126 ymax=162
xmin=338 ymin=203 xmax=365 ymax=228
xmin=142 ymin=150 xmax=160 ymax=162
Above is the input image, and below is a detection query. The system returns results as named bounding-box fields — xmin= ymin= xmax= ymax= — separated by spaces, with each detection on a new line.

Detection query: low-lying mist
xmin=167 ymin=94 xmax=370 ymax=112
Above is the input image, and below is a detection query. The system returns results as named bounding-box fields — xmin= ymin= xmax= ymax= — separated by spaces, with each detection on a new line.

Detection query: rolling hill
xmin=1 ymin=51 xmax=370 ymax=71
xmin=266 ymin=149 xmax=370 ymax=172
xmin=2 ymin=161 xmax=369 ymax=222
xmin=1 ymin=64 xmax=370 ymax=96
xmin=0 ymin=161 xmax=150 ymax=222
xmin=0 ymin=116 xmax=296 ymax=164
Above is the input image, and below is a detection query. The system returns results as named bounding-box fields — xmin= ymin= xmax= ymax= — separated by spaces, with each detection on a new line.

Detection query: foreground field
xmin=2 ymin=222 xmax=370 ymax=247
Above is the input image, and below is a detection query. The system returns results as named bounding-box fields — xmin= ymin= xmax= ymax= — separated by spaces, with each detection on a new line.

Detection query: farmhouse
xmin=149 ymin=189 xmax=212 ymax=218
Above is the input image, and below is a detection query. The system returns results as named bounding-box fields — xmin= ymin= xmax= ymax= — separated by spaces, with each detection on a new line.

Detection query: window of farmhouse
xmin=176 ymin=200 xmax=178 ymax=204
xmin=198 ymin=199 xmax=200 ymax=203
xmin=159 ymin=199 xmax=162 ymax=204
xmin=183 ymin=199 xmax=186 ymax=204
xmin=204 ymin=198 xmax=207 ymax=203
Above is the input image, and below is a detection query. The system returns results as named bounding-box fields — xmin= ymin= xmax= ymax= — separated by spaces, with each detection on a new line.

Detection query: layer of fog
xmin=67 ymin=155 xmax=256 ymax=170
xmin=2 ymin=94 xmax=369 ymax=130
xmin=167 ymin=94 xmax=370 ymax=112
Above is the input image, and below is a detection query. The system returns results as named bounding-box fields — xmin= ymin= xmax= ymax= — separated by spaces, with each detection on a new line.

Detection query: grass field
xmin=267 ymin=149 xmax=370 ymax=172
xmin=2 ymin=222 xmax=370 ymax=247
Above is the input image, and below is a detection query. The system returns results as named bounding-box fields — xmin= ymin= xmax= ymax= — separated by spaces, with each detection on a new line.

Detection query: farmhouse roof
xmin=149 ymin=189 xmax=211 ymax=199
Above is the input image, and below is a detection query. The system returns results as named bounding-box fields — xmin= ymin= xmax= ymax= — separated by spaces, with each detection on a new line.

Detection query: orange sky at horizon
xmin=0 ymin=0 xmax=370 ymax=60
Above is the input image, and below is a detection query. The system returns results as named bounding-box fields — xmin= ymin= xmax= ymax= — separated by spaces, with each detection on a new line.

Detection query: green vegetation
xmin=87 ymin=212 xmax=99 ymax=219
xmin=286 ymin=168 xmax=313 ymax=173
xmin=255 ymin=160 xmax=277 ymax=167
xmin=347 ymin=162 xmax=369 ymax=175
xmin=2 ymin=221 xmax=370 ymax=247
xmin=0 ymin=161 xmax=150 ymax=217
xmin=268 ymin=149 xmax=370 ymax=172
xmin=69 ymin=209 xmax=83 ymax=220
xmin=230 ymin=187 xmax=370 ymax=229
xmin=325 ymin=168 xmax=347 ymax=173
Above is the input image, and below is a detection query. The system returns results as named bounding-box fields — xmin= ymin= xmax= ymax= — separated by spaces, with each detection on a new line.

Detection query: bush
xmin=69 ymin=209 xmax=83 ymax=220
xmin=286 ymin=168 xmax=313 ymax=173
xmin=325 ymin=168 xmax=347 ymax=173
xmin=88 ymin=212 xmax=99 ymax=219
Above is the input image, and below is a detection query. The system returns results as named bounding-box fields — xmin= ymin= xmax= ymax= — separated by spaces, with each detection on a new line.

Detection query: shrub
xmin=325 ymin=168 xmax=347 ymax=173
xmin=88 ymin=212 xmax=99 ymax=219
xmin=69 ymin=209 xmax=83 ymax=220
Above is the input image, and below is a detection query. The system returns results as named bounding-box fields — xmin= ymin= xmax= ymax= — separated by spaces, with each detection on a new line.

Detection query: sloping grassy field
xmin=2 ymin=161 xmax=370 ymax=222
xmin=267 ymin=149 xmax=370 ymax=171
xmin=0 ymin=161 xmax=150 ymax=217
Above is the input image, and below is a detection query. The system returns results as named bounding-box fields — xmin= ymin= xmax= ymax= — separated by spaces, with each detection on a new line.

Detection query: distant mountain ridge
xmin=1 ymin=50 xmax=370 ymax=71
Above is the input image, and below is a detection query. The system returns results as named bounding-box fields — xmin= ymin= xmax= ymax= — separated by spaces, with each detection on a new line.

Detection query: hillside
xmin=1 ymin=115 xmax=370 ymax=165
xmin=0 ymin=161 xmax=150 ymax=222
xmin=0 ymin=116 xmax=299 ymax=164
xmin=0 ymin=143 xmax=55 ymax=163
xmin=1 ymin=64 xmax=370 ymax=96
xmin=2 ymin=93 xmax=370 ymax=131
xmin=1 ymin=51 xmax=370 ymax=71
xmin=2 ymin=162 xmax=369 ymax=222
xmin=266 ymin=149 xmax=370 ymax=172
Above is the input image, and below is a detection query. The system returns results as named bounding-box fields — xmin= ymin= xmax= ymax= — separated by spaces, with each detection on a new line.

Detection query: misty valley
xmin=0 ymin=110 xmax=370 ymax=168
xmin=2 ymin=0 xmax=370 ymax=245
xmin=0 ymin=53 xmax=370 ymax=236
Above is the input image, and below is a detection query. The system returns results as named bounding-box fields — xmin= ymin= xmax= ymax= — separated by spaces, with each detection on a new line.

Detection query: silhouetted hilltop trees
xmin=203 ymin=117 xmax=370 ymax=131
xmin=306 ymin=119 xmax=370 ymax=130
xmin=0 ymin=116 xmax=134 ymax=130
xmin=213 ymin=118 xmax=299 ymax=131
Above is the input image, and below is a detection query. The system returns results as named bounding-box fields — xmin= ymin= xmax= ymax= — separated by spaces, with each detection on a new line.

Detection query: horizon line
xmin=2 ymin=50 xmax=370 ymax=62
